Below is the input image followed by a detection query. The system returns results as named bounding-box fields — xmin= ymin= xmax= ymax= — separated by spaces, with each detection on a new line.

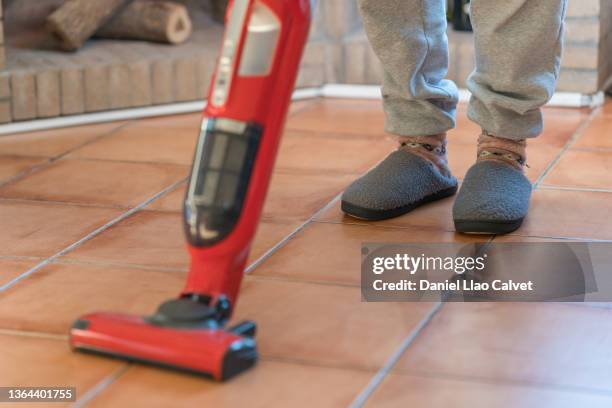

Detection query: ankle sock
xmin=477 ymin=132 xmax=527 ymax=172
xmin=397 ymin=133 xmax=451 ymax=177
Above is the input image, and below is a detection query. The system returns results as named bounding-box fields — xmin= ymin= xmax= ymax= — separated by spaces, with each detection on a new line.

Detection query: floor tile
xmin=263 ymin=171 xmax=355 ymax=220
xmin=145 ymin=182 xmax=186 ymax=212
xmin=148 ymin=171 xmax=356 ymax=221
xmin=0 ymin=156 xmax=46 ymax=184
xmin=393 ymin=303 xmax=612 ymax=392
xmin=0 ymin=159 xmax=189 ymax=208
xmin=68 ymin=124 xmax=199 ymax=165
xmin=0 ymin=200 xmax=122 ymax=258
xmin=0 ymin=259 xmax=38 ymax=287
xmin=286 ymin=99 xmax=386 ymax=137
xmin=0 ymin=122 xmax=127 ymax=158
xmin=514 ymin=189 xmax=612 ymax=240
xmin=275 ymin=130 xmax=393 ymax=174
xmin=232 ymin=277 xmax=434 ymax=370
xmin=64 ymin=211 xmax=299 ymax=270
xmin=64 ymin=211 xmax=189 ymax=271
xmin=0 ymin=333 xmax=123 ymax=400
xmin=541 ymin=149 xmax=612 ymax=190
xmin=0 ymin=263 xmax=185 ymax=334
xmin=253 ymin=222 xmax=485 ymax=286
xmin=315 ymin=191 xmax=457 ymax=232
xmin=366 ymin=372 xmax=612 ymax=408
xmin=536 ymin=107 xmax=591 ymax=148
xmin=573 ymin=113 xmax=612 ymax=150
xmin=602 ymin=100 xmax=612 ymax=116
xmin=249 ymin=219 xmax=302 ymax=264
xmin=87 ymin=361 xmax=371 ymax=408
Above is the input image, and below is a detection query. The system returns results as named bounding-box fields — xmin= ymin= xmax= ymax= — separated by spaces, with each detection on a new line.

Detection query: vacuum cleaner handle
xmin=182 ymin=0 xmax=312 ymax=308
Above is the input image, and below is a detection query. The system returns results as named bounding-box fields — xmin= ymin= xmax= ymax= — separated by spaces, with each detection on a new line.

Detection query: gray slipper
xmin=453 ymin=161 xmax=532 ymax=234
xmin=341 ymin=150 xmax=458 ymax=221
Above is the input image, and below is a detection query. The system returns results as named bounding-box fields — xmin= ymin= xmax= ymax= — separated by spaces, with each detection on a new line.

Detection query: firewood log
xmin=96 ymin=0 xmax=192 ymax=45
xmin=47 ymin=0 xmax=132 ymax=51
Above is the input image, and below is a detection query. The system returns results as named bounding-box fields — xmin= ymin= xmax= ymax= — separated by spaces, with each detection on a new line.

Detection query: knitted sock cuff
xmin=397 ymin=133 xmax=450 ymax=176
xmin=477 ymin=133 xmax=527 ymax=171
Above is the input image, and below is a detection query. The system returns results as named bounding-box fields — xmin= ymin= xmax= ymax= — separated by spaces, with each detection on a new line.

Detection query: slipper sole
xmin=454 ymin=218 xmax=524 ymax=235
xmin=341 ymin=185 xmax=458 ymax=221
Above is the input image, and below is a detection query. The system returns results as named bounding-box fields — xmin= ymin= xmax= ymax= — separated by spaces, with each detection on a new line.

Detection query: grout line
xmin=70 ymin=365 xmax=131 ymax=408
xmin=0 ymin=121 xmax=133 ymax=189
xmin=0 ymin=328 xmax=68 ymax=341
xmin=245 ymin=193 xmax=343 ymax=274
xmin=50 ymin=257 xmax=189 ymax=274
xmin=262 ymin=355 xmax=379 ymax=375
xmin=496 ymin=233 xmax=612 ymax=243
xmin=0 ymin=196 xmax=133 ymax=211
xmin=348 ymin=301 xmax=444 ymax=408
xmin=0 ymin=178 xmax=187 ymax=294
xmin=391 ymin=368 xmax=612 ymax=399
xmin=538 ymin=184 xmax=612 ymax=194
xmin=248 ymin=273 xmax=359 ymax=289
xmin=533 ymin=107 xmax=602 ymax=189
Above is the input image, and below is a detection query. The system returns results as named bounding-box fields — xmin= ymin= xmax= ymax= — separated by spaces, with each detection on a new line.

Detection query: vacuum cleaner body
xmin=70 ymin=0 xmax=312 ymax=381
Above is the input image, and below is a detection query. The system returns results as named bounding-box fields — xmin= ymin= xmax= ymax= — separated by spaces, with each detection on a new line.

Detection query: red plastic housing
xmin=70 ymin=313 xmax=247 ymax=380
xmin=183 ymin=0 xmax=312 ymax=307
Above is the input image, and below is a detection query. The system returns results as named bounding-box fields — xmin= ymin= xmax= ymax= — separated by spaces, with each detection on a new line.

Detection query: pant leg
xmin=358 ymin=0 xmax=458 ymax=137
xmin=467 ymin=0 xmax=568 ymax=140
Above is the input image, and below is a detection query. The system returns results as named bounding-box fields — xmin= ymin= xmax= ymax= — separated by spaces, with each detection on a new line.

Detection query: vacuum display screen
xmin=185 ymin=119 xmax=262 ymax=246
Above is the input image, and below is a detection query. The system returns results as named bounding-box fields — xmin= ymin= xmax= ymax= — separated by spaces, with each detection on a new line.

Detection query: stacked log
xmin=47 ymin=0 xmax=193 ymax=51
xmin=96 ymin=1 xmax=193 ymax=45
xmin=47 ymin=0 xmax=131 ymax=51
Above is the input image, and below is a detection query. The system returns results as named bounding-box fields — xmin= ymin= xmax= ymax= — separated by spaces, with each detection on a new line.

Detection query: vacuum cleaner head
xmin=70 ymin=299 xmax=258 ymax=381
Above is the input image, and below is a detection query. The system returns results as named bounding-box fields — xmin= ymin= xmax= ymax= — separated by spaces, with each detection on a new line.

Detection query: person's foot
xmin=341 ymin=133 xmax=458 ymax=221
xmin=453 ymin=133 xmax=532 ymax=234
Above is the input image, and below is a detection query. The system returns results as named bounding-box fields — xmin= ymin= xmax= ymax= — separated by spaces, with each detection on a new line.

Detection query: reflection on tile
xmin=394 ymin=303 xmax=612 ymax=392
xmin=232 ymin=277 xmax=433 ymax=370
xmin=0 ymin=333 xmax=123 ymax=393
xmin=276 ymin=131 xmax=393 ymax=174
xmin=69 ymin=125 xmax=199 ymax=165
xmin=65 ymin=211 xmax=189 ymax=270
xmin=366 ymin=373 xmax=612 ymax=408
xmin=286 ymin=99 xmax=386 ymax=137
xmin=0 ymin=122 xmax=126 ymax=158
xmin=88 ymin=361 xmax=371 ymax=408
xmin=146 ymin=182 xmax=186 ymax=212
xmin=0 ymin=159 xmax=189 ymax=208
xmin=263 ymin=171 xmax=355 ymax=220
xmin=315 ymin=196 xmax=457 ymax=233
xmin=65 ymin=211 xmax=299 ymax=270
xmin=0 ymin=263 xmax=185 ymax=334
xmin=0 ymin=259 xmax=38 ymax=287
xmin=0 ymin=200 xmax=121 ymax=258
xmin=574 ymin=112 xmax=612 ymax=150
xmin=542 ymin=149 xmax=612 ymax=190
xmin=0 ymin=156 xmax=46 ymax=184
xmin=516 ymin=189 xmax=612 ymax=240
xmin=253 ymin=222 xmax=485 ymax=286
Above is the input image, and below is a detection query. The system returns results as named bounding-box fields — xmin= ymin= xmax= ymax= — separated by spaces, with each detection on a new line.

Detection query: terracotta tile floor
xmin=0 ymin=97 xmax=611 ymax=407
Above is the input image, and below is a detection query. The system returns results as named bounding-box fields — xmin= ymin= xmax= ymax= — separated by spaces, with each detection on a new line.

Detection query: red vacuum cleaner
xmin=69 ymin=0 xmax=312 ymax=381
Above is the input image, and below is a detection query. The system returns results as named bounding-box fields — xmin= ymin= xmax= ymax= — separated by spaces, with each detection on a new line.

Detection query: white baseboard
xmin=0 ymin=84 xmax=605 ymax=136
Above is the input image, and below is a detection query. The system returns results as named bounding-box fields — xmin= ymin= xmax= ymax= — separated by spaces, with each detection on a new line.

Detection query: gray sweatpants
xmin=358 ymin=0 xmax=568 ymax=140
